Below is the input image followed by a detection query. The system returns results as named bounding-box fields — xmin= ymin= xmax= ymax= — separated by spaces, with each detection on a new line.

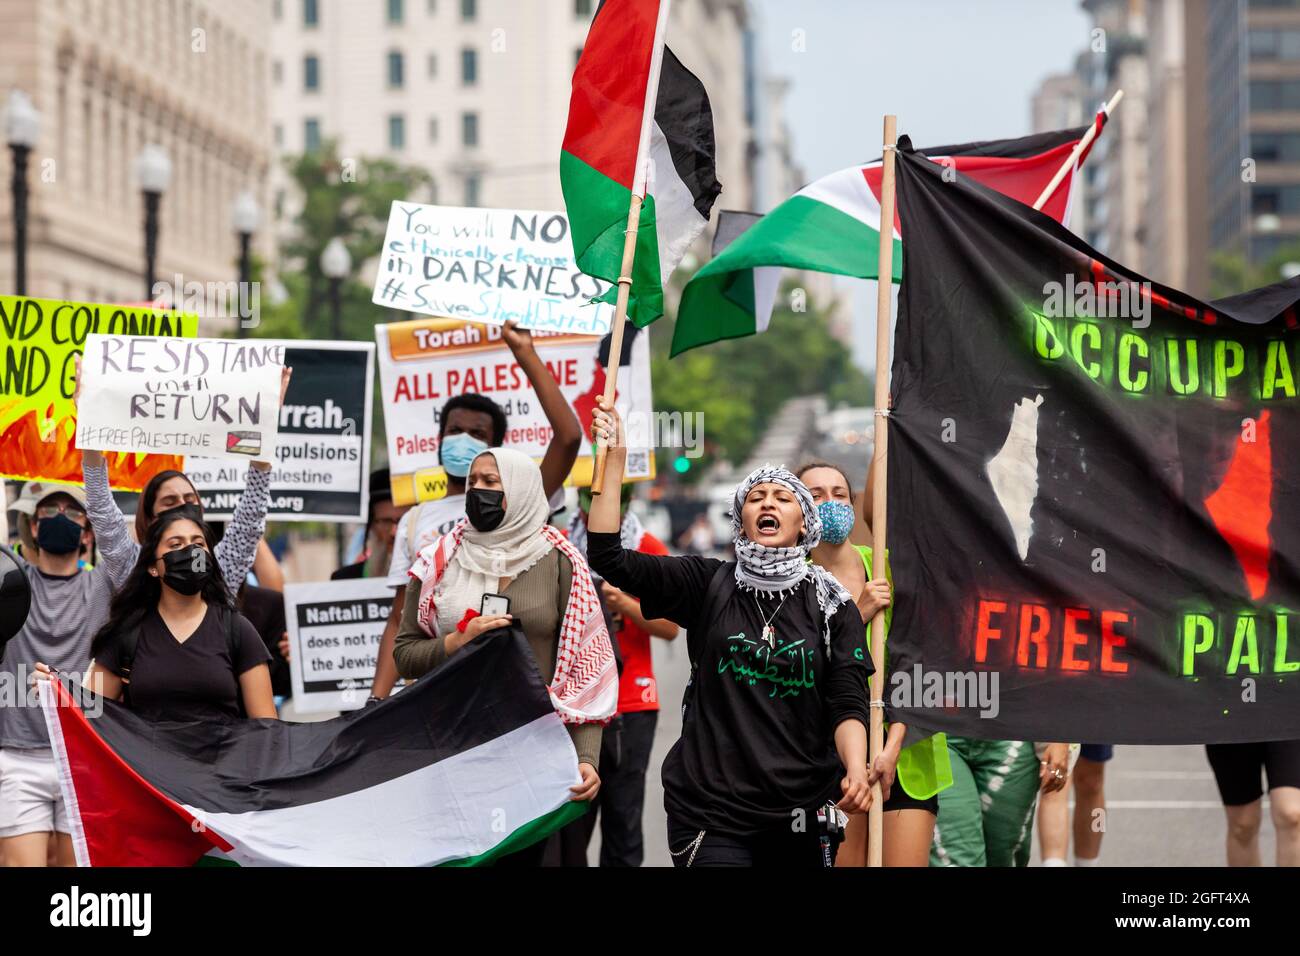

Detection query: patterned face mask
xmin=817 ymin=500 xmax=855 ymax=545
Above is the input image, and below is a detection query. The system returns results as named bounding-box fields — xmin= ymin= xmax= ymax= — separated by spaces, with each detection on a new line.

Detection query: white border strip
xmin=39 ymin=679 xmax=91 ymax=867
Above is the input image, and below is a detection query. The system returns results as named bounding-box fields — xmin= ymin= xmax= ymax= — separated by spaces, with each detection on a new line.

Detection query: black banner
xmin=887 ymin=143 xmax=1300 ymax=744
xmin=186 ymin=341 xmax=374 ymax=522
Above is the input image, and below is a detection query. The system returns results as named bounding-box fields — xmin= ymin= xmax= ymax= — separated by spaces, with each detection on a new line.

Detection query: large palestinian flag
xmin=885 ymin=141 xmax=1300 ymax=744
xmin=672 ymin=115 xmax=1109 ymax=356
xmin=40 ymin=630 xmax=587 ymax=866
xmin=561 ymin=0 xmax=721 ymax=327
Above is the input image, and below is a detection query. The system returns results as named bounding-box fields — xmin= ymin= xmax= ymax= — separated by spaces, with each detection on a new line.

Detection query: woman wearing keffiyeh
xmin=586 ymin=398 xmax=873 ymax=868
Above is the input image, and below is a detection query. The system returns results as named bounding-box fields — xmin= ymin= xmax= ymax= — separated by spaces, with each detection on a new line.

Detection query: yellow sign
xmin=0 ymin=295 xmax=200 ymax=489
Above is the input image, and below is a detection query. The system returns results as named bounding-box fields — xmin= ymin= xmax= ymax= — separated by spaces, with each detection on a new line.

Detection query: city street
xmin=593 ymin=631 xmax=1279 ymax=868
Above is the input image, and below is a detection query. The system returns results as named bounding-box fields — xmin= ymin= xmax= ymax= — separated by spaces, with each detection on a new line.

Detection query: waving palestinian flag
xmin=40 ymin=631 xmax=587 ymax=866
xmin=672 ymin=114 xmax=1111 ymax=356
xmin=561 ymin=0 xmax=721 ymax=327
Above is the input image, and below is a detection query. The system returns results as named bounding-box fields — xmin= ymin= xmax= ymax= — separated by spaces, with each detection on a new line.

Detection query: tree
xmin=648 ymin=276 xmax=872 ymax=481
xmin=255 ymin=141 xmax=434 ymax=342
xmin=1210 ymin=240 xmax=1300 ymax=299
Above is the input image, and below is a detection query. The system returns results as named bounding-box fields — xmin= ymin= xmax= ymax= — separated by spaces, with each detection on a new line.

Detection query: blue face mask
xmin=817 ymin=500 xmax=856 ymax=546
xmin=439 ymin=432 xmax=490 ymax=479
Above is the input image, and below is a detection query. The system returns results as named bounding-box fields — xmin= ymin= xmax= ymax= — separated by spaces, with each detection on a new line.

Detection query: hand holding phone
xmin=480 ymin=593 xmax=510 ymax=617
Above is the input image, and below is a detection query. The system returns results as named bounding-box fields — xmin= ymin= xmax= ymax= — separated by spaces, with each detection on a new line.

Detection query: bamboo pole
xmin=1032 ymin=89 xmax=1124 ymax=212
xmin=591 ymin=0 xmax=672 ymax=494
xmin=867 ymin=114 xmax=898 ymax=868
xmin=590 ymin=192 xmax=643 ymax=493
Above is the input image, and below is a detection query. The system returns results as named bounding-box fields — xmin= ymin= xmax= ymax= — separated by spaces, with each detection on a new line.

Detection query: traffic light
xmin=673 ymin=455 xmax=691 ymax=474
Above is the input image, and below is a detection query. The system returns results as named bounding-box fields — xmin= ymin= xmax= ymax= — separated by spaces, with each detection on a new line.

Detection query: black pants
xmin=554 ymin=710 xmax=660 ymax=866
xmin=666 ymin=812 xmax=835 ymax=867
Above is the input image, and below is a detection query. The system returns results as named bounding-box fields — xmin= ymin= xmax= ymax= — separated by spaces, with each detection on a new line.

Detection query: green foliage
xmin=255 ymin=141 xmax=434 ymax=342
xmin=649 ymin=277 xmax=872 ymax=480
xmin=1210 ymin=241 xmax=1300 ymax=298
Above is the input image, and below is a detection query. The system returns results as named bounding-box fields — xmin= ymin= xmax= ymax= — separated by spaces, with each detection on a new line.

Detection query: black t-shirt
xmin=238 ymin=584 xmax=290 ymax=697
xmin=96 ymin=604 xmax=272 ymax=723
xmin=587 ymin=531 xmax=872 ymax=837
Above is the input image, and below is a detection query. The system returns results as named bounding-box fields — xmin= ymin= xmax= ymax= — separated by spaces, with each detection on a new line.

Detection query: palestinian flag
xmin=561 ymin=0 xmax=721 ymax=327
xmin=40 ymin=631 xmax=587 ymax=866
xmin=672 ymin=115 xmax=1110 ymax=356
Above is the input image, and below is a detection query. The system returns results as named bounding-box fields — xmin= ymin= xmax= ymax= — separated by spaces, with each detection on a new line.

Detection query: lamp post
xmin=231 ymin=190 xmax=260 ymax=336
xmin=319 ymin=236 xmax=351 ymax=338
xmin=319 ymin=236 xmax=352 ymax=564
xmin=134 ymin=145 xmax=172 ymax=301
xmin=6 ymin=91 xmax=40 ymax=296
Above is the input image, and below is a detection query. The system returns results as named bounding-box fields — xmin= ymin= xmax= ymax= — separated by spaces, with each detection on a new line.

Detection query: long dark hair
xmin=91 ymin=509 xmax=231 ymax=659
xmin=134 ymin=469 xmax=201 ymax=542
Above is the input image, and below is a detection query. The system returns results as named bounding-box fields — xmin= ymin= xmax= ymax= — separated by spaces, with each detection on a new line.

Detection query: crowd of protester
xmin=1 ymin=326 xmax=1298 ymax=868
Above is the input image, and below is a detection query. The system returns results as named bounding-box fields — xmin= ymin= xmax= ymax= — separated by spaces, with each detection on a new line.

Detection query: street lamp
xmin=231 ymin=190 xmax=260 ymax=336
xmin=319 ymin=236 xmax=352 ymax=565
xmin=134 ymin=144 xmax=172 ymax=301
xmin=6 ymin=91 xmax=40 ymax=296
xmin=319 ymin=236 xmax=351 ymax=338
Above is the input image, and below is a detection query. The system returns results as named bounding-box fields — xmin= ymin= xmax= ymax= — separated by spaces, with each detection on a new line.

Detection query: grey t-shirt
xmin=0 ymin=561 xmax=114 ymax=749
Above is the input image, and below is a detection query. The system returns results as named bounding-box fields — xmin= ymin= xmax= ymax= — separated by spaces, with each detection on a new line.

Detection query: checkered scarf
xmin=410 ymin=520 xmax=617 ymax=725
xmin=731 ymin=464 xmax=852 ymax=648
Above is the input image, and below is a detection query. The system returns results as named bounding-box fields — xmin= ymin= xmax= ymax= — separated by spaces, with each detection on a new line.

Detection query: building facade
xmin=0 ymin=0 xmax=272 ymax=323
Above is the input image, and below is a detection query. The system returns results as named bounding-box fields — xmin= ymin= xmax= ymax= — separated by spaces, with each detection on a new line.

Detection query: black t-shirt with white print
xmin=587 ymin=531 xmax=872 ymax=837
xmin=97 ymin=604 xmax=271 ymax=723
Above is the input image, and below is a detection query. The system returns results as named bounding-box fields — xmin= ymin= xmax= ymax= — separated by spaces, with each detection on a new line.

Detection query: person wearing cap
xmin=332 ymin=468 xmax=409 ymax=581
xmin=0 ymin=482 xmax=130 ymax=867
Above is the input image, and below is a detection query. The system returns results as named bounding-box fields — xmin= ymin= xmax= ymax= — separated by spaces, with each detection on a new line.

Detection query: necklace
xmin=753 ymin=593 xmax=790 ymax=649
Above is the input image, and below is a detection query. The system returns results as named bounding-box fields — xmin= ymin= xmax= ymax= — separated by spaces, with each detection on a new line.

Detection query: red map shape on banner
xmin=1204 ymin=410 xmax=1273 ymax=601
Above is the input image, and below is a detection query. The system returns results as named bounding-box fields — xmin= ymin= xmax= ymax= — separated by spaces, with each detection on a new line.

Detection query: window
xmin=389 ymin=114 xmax=406 ymax=150
xmin=461 ymin=48 xmax=477 ymax=85
xmin=427 ymin=52 xmax=438 ymax=78
xmin=428 ymin=116 xmax=438 ymax=142
xmin=462 ymin=111 xmax=479 ymax=147
xmin=575 ymin=0 xmax=593 ymax=15
xmin=388 ymin=50 xmax=404 ymax=87
xmin=274 ymin=123 xmax=284 ymax=147
xmin=304 ymin=118 xmax=321 ymax=151
xmin=273 ymin=0 xmax=283 ymax=20
xmin=461 ymin=0 xmax=476 ymax=21
xmin=388 ymin=0 xmax=404 ymax=24
xmin=304 ymin=0 xmax=318 ymax=27
xmin=464 ymin=172 xmax=481 ymax=206
xmin=304 ymin=54 xmax=320 ymax=91
xmin=427 ymin=0 xmax=437 ymax=13
xmin=575 ymin=46 xmax=583 ymax=68
xmin=272 ymin=59 xmax=283 ymax=84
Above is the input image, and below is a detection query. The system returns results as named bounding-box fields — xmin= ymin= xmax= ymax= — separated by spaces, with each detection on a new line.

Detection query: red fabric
xmin=561 ymin=0 xmax=661 ymax=187
xmin=616 ymin=532 xmax=670 ymax=714
xmin=43 ymin=680 xmax=228 ymax=866
xmin=456 ymin=608 xmax=480 ymax=633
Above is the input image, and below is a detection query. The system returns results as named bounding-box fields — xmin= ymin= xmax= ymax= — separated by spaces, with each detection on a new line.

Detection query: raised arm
xmin=80 ymin=452 xmax=139 ymax=589
xmin=214 ymin=368 xmax=290 ymax=588
xmin=502 ymin=321 xmax=582 ymax=501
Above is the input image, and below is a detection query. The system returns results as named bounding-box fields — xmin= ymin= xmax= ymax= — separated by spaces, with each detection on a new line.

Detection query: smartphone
xmin=480 ymin=593 xmax=510 ymax=617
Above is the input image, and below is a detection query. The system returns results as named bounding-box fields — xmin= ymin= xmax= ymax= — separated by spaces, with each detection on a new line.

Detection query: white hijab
xmin=432 ymin=448 xmax=553 ymax=635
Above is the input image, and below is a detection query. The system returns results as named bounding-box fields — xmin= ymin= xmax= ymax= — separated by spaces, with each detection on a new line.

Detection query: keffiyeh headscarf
xmin=567 ymin=507 xmax=645 ymax=557
xmin=731 ymin=464 xmax=852 ymax=648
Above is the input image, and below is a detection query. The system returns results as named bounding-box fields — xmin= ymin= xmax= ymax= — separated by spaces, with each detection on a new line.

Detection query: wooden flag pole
xmin=590 ymin=192 xmax=644 ymax=494
xmin=1032 ymin=89 xmax=1124 ymax=212
xmin=591 ymin=0 xmax=672 ymax=495
xmin=867 ymin=114 xmax=898 ymax=868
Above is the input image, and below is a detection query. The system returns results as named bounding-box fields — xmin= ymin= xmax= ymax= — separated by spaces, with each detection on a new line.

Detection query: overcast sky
xmin=747 ymin=0 xmax=1093 ymax=372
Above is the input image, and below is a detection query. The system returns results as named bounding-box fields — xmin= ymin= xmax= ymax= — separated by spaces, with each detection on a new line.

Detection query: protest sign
xmin=76 ymin=334 xmax=284 ymax=462
xmin=184 ymin=341 xmax=373 ymax=522
xmin=375 ymin=317 xmax=653 ymax=505
xmin=0 ymin=296 xmax=198 ymax=489
xmin=372 ymin=203 xmax=616 ymax=335
xmin=285 ymin=579 xmax=394 ymax=714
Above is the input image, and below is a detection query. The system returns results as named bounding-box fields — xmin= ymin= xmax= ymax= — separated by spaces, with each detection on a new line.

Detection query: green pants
xmin=929 ymin=737 xmax=1040 ymax=867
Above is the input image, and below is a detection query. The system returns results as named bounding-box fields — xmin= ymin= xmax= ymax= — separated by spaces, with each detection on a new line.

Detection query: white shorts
xmin=0 ymin=747 xmax=70 ymax=837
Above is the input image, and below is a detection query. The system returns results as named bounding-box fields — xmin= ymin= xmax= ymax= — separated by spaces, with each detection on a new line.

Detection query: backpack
xmin=113 ymin=602 xmax=245 ymax=715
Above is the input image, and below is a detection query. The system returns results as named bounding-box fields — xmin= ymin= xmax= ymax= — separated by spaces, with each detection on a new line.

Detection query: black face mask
xmin=36 ymin=513 xmax=83 ymax=556
xmin=160 ymin=545 xmax=213 ymax=596
xmin=465 ymin=489 xmax=506 ymax=532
